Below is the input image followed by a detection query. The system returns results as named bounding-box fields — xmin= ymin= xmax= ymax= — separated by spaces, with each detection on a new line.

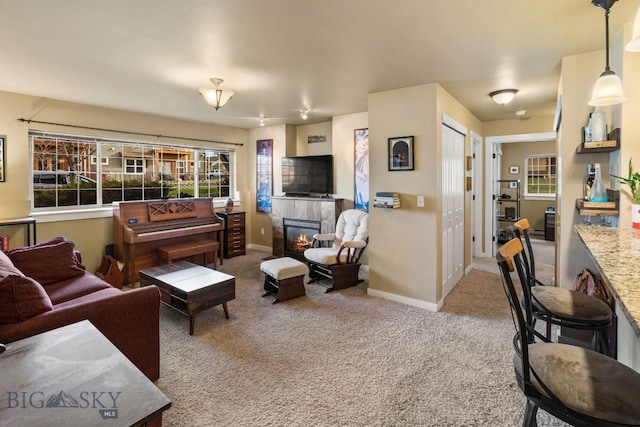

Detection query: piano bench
xmin=157 ymin=239 xmax=220 ymax=269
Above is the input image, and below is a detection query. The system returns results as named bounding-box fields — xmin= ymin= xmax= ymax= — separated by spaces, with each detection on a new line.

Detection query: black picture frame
xmin=388 ymin=136 xmax=414 ymax=171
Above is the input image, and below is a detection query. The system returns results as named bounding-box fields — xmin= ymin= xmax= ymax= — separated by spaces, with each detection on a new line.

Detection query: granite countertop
xmin=575 ymin=225 xmax=640 ymax=337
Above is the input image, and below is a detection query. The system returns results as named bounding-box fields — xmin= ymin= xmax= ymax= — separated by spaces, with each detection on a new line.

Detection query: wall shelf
xmin=373 ymin=192 xmax=400 ymax=209
xmin=575 ymin=199 xmax=618 ymax=216
xmin=576 ymin=140 xmax=619 ymax=154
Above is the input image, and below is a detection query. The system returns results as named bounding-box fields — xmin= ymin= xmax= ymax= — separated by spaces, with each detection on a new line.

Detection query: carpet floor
xmin=155 ymin=245 xmax=567 ymax=426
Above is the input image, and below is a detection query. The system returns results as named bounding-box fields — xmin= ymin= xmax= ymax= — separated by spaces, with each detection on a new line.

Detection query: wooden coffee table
xmin=139 ymin=261 xmax=235 ymax=335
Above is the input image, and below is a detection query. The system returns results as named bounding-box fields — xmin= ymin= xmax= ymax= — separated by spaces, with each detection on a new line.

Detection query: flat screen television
xmin=282 ymin=155 xmax=333 ymax=196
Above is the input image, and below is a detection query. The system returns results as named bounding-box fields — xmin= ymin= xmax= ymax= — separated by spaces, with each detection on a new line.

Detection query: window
xmin=31 ymin=131 xmax=234 ymax=210
xmin=125 ymin=158 xmax=144 ymax=174
xmin=525 ymin=154 xmax=556 ymax=199
xmin=176 ymin=160 xmax=185 ymax=176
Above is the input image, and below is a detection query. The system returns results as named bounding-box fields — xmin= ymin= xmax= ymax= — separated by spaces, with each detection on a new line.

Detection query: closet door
xmin=442 ymin=123 xmax=465 ymax=298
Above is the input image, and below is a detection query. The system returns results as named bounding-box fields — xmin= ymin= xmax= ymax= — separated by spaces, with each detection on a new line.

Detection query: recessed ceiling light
xmin=515 ymin=110 xmax=526 ymax=117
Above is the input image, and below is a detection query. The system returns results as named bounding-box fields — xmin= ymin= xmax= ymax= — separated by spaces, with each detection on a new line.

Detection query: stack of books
xmin=374 ymin=192 xmax=400 ymax=209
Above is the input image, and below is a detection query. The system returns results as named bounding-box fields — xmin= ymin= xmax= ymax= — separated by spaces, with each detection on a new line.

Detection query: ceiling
xmin=0 ymin=0 xmax=638 ymax=129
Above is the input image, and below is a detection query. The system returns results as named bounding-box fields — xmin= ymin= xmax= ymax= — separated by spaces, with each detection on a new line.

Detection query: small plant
xmin=611 ymin=158 xmax=640 ymax=204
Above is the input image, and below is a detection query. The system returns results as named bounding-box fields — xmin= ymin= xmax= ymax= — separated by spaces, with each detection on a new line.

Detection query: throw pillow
xmin=0 ymin=274 xmax=53 ymax=323
xmin=0 ymin=250 xmax=22 ymax=279
xmin=7 ymin=236 xmax=67 ymax=256
xmin=9 ymin=240 xmax=84 ymax=285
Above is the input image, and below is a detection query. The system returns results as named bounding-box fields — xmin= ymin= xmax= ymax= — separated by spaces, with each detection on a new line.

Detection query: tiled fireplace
xmin=271 ymin=196 xmax=344 ymax=257
xmin=283 ymin=218 xmax=321 ymax=260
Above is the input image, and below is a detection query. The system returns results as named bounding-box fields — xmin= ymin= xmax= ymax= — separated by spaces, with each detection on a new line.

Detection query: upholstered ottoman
xmin=260 ymin=257 xmax=308 ymax=304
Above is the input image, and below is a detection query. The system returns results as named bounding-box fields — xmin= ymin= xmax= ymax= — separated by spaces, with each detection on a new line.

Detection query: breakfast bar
xmin=575 ymin=225 xmax=640 ymax=370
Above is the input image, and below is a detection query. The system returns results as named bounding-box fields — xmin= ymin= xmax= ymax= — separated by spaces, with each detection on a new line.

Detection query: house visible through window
xmin=30 ymin=131 xmax=234 ymax=210
xmin=525 ymin=154 xmax=556 ymax=199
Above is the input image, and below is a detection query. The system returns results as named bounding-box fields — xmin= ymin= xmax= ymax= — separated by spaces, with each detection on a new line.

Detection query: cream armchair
xmin=303 ymin=209 xmax=369 ymax=292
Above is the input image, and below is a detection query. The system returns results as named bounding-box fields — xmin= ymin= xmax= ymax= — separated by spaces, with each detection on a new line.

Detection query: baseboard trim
xmin=367 ymin=288 xmax=442 ymax=312
xmin=247 ymin=243 xmax=271 ymax=252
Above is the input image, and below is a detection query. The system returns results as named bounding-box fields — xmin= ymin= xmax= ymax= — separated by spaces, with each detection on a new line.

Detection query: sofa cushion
xmin=9 ymin=240 xmax=85 ymax=285
xmin=0 ymin=274 xmax=53 ymax=323
xmin=45 ymin=271 xmax=113 ymax=305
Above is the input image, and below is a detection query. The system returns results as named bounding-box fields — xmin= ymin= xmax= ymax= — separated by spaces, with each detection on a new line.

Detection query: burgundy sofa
xmin=0 ymin=237 xmax=161 ymax=381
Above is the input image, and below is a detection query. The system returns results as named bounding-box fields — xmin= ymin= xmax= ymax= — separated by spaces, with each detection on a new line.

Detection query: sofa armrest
xmin=0 ymin=286 xmax=161 ymax=381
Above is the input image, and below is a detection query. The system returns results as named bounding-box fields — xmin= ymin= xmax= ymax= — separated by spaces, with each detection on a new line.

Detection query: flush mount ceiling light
xmin=626 ymin=6 xmax=640 ymax=52
xmin=489 ymin=89 xmax=518 ymax=105
xmin=515 ymin=110 xmax=526 ymax=117
xmin=300 ymin=110 xmax=309 ymax=120
xmin=589 ymin=0 xmax=625 ymax=106
xmin=199 ymin=78 xmax=234 ymax=110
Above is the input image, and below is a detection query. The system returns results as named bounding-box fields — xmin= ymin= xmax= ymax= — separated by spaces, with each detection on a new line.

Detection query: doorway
xmin=484 ymin=132 xmax=556 ymax=257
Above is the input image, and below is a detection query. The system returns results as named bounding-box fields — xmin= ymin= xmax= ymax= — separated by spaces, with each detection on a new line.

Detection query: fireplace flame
xmin=295 ymin=234 xmax=311 ymax=252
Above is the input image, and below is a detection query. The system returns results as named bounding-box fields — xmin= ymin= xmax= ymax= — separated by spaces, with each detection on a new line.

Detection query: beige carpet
xmin=472 ymin=237 xmax=555 ymax=285
xmin=155 ymin=247 xmax=566 ymax=426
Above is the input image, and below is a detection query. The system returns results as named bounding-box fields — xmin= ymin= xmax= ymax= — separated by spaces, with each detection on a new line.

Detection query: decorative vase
xmin=225 ymin=197 xmax=234 ymax=213
xmin=632 ymin=204 xmax=640 ymax=229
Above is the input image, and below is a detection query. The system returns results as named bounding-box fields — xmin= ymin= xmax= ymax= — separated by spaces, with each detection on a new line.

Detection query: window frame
xmin=524 ymin=153 xmax=557 ymax=201
xmin=124 ymin=158 xmax=145 ymax=175
xmin=30 ymin=130 xmax=235 ymax=214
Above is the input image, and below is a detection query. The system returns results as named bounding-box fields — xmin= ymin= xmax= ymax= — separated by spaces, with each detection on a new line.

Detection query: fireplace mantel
xmin=271 ymin=196 xmax=344 ymax=257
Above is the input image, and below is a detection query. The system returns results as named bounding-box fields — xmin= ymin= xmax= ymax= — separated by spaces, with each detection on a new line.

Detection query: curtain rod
xmin=17 ymin=118 xmax=244 ymax=147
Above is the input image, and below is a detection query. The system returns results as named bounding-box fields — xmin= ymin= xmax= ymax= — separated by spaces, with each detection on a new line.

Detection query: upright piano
xmin=113 ymin=198 xmax=224 ymax=285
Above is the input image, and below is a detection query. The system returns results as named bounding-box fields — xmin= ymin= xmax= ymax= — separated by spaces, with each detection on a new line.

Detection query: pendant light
xmin=589 ymin=0 xmax=625 ymax=106
xmin=199 ymin=78 xmax=234 ymax=110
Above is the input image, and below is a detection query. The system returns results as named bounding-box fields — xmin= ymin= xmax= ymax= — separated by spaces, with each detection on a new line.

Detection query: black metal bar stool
xmin=512 ymin=218 xmax=612 ymax=356
xmin=497 ymin=237 xmax=640 ymax=427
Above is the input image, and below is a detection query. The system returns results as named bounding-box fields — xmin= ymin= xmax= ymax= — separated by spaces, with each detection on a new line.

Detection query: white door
xmin=471 ymin=131 xmax=483 ymax=257
xmin=442 ymin=123 xmax=465 ymax=299
xmin=492 ymin=145 xmax=502 ymax=256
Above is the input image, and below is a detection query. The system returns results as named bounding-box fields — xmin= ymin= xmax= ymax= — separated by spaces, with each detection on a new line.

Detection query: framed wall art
xmin=509 ymin=165 xmax=519 ymax=174
xmin=388 ymin=136 xmax=414 ymax=171
xmin=256 ymin=139 xmax=273 ymax=213
xmin=0 ymin=135 xmax=5 ymax=182
xmin=354 ymin=128 xmax=369 ymax=211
